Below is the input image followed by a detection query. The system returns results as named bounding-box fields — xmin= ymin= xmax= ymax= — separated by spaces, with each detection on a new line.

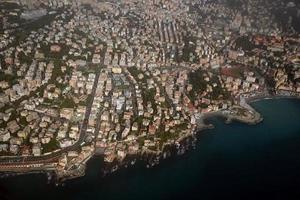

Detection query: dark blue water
xmin=1 ymin=98 xmax=300 ymax=200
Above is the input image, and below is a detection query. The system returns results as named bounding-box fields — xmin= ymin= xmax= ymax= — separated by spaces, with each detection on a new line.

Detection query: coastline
xmin=111 ymin=93 xmax=300 ymax=174
xmin=100 ymin=98 xmax=264 ymax=175
xmin=2 ymin=97 xmax=300 ymax=200
xmin=1 ymin=94 xmax=300 ymax=183
xmin=52 ymin=93 xmax=300 ymax=181
xmin=245 ymin=93 xmax=300 ymax=104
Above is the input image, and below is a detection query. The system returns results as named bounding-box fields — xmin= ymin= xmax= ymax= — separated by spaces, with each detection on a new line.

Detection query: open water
xmin=0 ymin=98 xmax=300 ymax=200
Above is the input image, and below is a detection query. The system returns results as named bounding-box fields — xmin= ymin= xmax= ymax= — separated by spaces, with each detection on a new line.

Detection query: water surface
xmin=0 ymin=98 xmax=300 ymax=200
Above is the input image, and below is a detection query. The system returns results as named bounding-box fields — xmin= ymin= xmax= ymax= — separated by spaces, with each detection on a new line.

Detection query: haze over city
xmin=0 ymin=0 xmax=300 ymax=199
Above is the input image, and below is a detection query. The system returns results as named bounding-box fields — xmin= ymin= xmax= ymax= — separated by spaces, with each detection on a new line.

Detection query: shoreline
xmin=115 ymin=93 xmax=300 ymax=173
xmin=246 ymin=94 xmax=300 ymax=104
xmin=1 ymin=94 xmax=300 ymax=182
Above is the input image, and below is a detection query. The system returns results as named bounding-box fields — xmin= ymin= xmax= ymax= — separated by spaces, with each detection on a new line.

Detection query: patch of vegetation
xmin=0 ymin=2 xmax=21 ymax=10
xmin=127 ymin=66 xmax=149 ymax=83
xmin=39 ymin=43 xmax=70 ymax=59
xmin=137 ymin=137 xmax=145 ymax=147
xmin=0 ymin=72 xmax=18 ymax=85
xmin=225 ymin=0 xmax=242 ymax=8
xmin=158 ymin=131 xmax=178 ymax=146
xmin=209 ymin=75 xmax=230 ymax=100
xmin=133 ymin=116 xmax=144 ymax=133
xmin=78 ymin=65 xmax=99 ymax=77
xmin=142 ymin=88 xmax=157 ymax=112
xmin=181 ymin=35 xmax=198 ymax=63
xmin=50 ymin=60 xmax=64 ymax=82
xmin=18 ymin=51 xmax=32 ymax=65
xmin=60 ymin=97 xmax=76 ymax=108
xmin=23 ymin=13 xmax=58 ymax=32
xmin=19 ymin=116 xmax=28 ymax=126
xmin=160 ymin=100 xmax=171 ymax=109
xmin=235 ymin=36 xmax=255 ymax=51
xmin=42 ymin=139 xmax=59 ymax=154
xmin=175 ymin=122 xmax=188 ymax=131
xmin=188 ymin=69 xmax=207 ymax=102
xmin=200 ymin=103 xmax=209 ymax=108
xmin=4 ymin=12 xmax=60 ymax=46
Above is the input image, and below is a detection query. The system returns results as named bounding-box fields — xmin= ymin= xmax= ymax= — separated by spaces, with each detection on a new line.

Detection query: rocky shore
xmin=2 ymin=94 xmax=300 ymax=183
xmin=99 ymin=90 xmax=300 ymax=176
xmin=100 ymin=101 xmax=264 ymax=176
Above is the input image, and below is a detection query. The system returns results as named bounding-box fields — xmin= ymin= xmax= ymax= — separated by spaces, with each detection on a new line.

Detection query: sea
xmin=0 ymin=98 xmax=300 ymax=200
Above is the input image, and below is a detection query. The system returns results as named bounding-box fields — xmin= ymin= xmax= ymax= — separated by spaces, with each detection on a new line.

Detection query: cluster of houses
xmin=0 ymin=0 xmax=299 ymax=166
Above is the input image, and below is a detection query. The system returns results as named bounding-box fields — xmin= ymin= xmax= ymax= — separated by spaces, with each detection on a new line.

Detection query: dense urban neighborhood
xmin=0 ymin=0 xmax=299 ymax=180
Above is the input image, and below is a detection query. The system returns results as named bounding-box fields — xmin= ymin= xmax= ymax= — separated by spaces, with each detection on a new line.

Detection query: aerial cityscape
xmin=0 ymin=0 xmax=300 ymax=199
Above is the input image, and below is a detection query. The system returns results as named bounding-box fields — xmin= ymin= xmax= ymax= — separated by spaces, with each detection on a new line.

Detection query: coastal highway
xmin=0 ymin=47 xmax=107 ymax=167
